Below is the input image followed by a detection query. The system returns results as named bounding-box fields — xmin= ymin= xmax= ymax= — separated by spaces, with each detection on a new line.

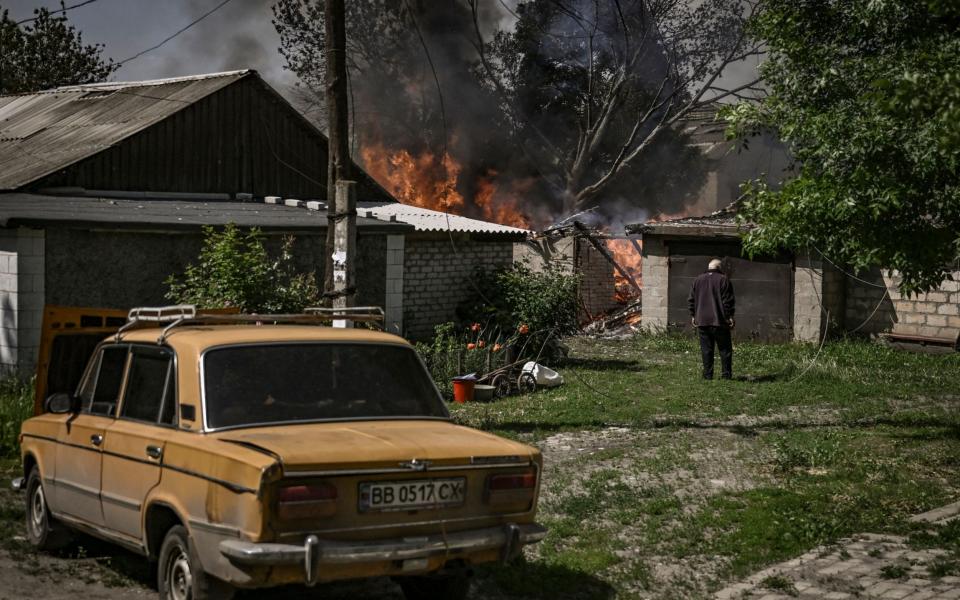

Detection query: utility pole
xmin=323 ymin=0 xmax=355 ymax=322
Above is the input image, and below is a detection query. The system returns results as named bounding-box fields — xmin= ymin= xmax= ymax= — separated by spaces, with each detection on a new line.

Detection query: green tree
xmin=166 ymin=224 xmax=320 ymax=313
xmin=0 ymin=5 xmax=116 ymax=94
xmin=726 ymin=0 xmax=960 ymax=293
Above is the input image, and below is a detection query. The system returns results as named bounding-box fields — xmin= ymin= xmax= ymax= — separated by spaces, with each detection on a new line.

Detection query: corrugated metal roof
xmin=0 ymin=71 xmax=250 ymax=190
xmin=0 ymin=193 xmax=412 ymax=232
xmin=357 ymin=201 xmax=530 ymax=236
xmin=626 ymin=202 xmax=748 ymax=237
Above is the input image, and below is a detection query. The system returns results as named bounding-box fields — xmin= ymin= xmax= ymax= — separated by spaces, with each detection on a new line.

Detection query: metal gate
xmin=666 ymin=241 xmax=793 ymax=343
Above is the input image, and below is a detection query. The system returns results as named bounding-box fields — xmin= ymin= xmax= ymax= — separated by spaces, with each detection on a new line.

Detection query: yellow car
xmin=14 ymin=306 xmax=545 ymax=600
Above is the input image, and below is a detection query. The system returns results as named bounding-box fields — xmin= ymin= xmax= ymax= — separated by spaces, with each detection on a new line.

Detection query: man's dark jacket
xmin=688 ymin=270 xmax=735 ymax=327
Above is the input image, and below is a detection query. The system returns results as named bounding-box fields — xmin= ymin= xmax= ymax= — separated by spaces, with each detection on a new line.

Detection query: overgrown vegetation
xmin=166 ymin=224 xmax=320 ymax=313
xmin=726 ymin=0 xmax=960 ymax=293
xmin=0 ymin=376 xmax=32 ymax=458
xmin=415 ymin=263 xmax=581 ymax=395
xmin=457 ymin=262 xmax=580 ymax=356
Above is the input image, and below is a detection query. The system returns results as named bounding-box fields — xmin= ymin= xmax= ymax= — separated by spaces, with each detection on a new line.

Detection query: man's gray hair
xmin=708 ymin=259 xmax=723 ymax=271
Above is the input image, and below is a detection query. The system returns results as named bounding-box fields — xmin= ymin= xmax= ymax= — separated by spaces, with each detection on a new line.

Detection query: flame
xmin=360 ymin=144 xmax=530 ymax=228
xmin=607 ymin=238 xmax=643 ymax=303
xmin=361 ymin=142 xmax=464 ymax=212
xmin=475 ymin=170 xmax=532 ymax=229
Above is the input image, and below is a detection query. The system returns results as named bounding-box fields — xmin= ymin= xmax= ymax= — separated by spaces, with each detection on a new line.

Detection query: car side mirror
xmin=45 ymin=393 xmax=78 ymax=414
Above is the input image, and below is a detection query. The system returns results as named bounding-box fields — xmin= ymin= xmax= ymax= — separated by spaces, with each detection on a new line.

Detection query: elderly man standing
xmin=688 ymin=258 xmax=736 ymax=380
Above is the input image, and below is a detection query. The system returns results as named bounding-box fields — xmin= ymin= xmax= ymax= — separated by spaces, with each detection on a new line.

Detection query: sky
xmin=2 ymin=0 xmax=297 ymax=91
xmin=2 ymin=0 xmax=760 ymax=103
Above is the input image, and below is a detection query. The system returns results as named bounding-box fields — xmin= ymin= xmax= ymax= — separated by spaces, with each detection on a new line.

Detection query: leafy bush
xmin=415 ymin=322 xmax=513 ymax=397
xmin=0 ymin=376 xmax=33 ymax=458
xmin=457 ymin=262 xmax=581 ymax=360
xmin=166 ymin=224 xmax=320 ymax=313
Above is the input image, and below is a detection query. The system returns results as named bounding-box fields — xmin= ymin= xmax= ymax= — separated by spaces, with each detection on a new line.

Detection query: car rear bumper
xmin=219 ymin=522 xmax=547 ymax=585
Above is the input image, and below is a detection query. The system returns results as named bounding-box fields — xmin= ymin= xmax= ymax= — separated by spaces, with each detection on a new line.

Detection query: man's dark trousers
xmin=698 ymin=326 xmax=732 ymax=379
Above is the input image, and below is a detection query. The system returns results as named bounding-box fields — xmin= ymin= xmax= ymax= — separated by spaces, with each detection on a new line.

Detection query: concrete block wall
xmin=403 ymin=235 xmax=514 ymax=340
xmin=640 ymin=236 xmax=669 ymax=331
xmin=0 ymin=228 xmax=45 ymax=374
xmin=384 ymin=234 xmax=404 ymax=335
xmin=513 ymin=236 xmax=576 ymax=273
xmin=845 ymin=269 xmax=960 ymax=341
xmin=793 ymin=254 xmax=846 ymax=342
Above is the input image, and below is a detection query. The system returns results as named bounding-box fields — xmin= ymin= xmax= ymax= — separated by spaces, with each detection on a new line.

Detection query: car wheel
xmin=24 ymin=467 xmax=71 ymax=551
xmin=157 ymin=525 xmax=234 ymax=600
xmin=398 ymin=571 xmax=470 ymax=600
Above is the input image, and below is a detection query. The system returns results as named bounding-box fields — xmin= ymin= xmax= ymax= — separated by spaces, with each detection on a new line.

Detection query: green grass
xmin=451 ymin=334 xmax=960 ymax=434
xmin=455 ymin=335 xmax=960 ymax=598
xmin=0 ymin=376 xmax=33 ymax=458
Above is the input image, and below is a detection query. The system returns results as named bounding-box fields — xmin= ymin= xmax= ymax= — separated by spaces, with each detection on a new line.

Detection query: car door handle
xmin=145 ymin=445 xmax=163 ymax=460
xmin=90 ymin=434 xmax=103 ymax=446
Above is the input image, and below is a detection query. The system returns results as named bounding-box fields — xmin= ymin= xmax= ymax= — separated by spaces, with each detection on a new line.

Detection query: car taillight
xmin=488 ymin=472 xmax=537 ymax=491
xmin=277 ymin=482 xmax=337 ymax=520
xmin=485 ymin=470 xmax=537 ymax=509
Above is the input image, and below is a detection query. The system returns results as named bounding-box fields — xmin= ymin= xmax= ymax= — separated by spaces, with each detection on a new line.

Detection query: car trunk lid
xmin=214 ymin=419 xmax=535 ymax=473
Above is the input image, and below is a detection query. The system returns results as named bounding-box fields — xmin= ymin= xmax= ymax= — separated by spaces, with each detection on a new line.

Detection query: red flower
xmin=518 ymin=324 xmax=530 ymax=335
xmin=467 ymin=343 xmax=477 ymax=350
xmin=470 ymin=322 xmax=481 ymax=332
xmin=492 ymin=343 xmax=502 ymax=352
xmin=478 ymin=340 xmax=486 ymax=349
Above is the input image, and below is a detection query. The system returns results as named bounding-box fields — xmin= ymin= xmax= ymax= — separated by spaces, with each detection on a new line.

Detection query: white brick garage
xmin=357 ymin=202 xmax=527 ymax=340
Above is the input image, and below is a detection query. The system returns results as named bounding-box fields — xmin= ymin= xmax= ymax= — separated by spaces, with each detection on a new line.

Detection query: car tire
xmin=397 ymin=571 xmax=470 ymax=600
xmin=158 ymin=525 xmax=235 ymax=600
xmin=24 ymin=466 xmax=71 ymax=551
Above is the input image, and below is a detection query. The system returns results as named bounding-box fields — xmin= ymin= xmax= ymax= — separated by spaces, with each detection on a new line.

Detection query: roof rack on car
xmin=115 ymin=305 xmax=385 ymax=343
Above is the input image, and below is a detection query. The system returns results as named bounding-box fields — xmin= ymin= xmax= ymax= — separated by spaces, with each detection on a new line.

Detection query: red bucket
xmin=452 ymin=379 xmax=476 ymax=403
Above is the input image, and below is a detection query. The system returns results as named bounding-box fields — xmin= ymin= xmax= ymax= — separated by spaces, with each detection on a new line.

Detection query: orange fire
xmin=607 ymin=238 xmax=643 ymax=303
xmin=360 ymin=143 xmax=530 ymax=228
xmin=475 ymin=170 xmax=532 ymax=229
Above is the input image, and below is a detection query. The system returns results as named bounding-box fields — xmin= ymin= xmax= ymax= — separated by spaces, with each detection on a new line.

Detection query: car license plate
xmin=359 ymin=478 xmax=466 ymax=512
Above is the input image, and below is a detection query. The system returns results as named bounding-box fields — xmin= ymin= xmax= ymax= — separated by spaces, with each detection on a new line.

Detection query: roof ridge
xmin=52 ymin=70 xmax=254 ymax=92
xmin=0 ymin=70 xmax=253 ymax=98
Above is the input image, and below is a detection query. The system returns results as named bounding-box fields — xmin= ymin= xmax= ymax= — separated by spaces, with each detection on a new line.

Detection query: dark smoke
xmin=158 ymin=0 xmax=289 ymax=86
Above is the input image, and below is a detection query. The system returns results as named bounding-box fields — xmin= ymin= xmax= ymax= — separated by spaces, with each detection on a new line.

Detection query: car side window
xmin=120 ymin=347 xmax=175 ymax=425
xmin=80 ymin=346 xmax=129 ymax=417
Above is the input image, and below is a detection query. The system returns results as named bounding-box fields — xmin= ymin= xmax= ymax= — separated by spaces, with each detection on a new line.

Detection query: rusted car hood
xmin=212 ymin=419 xmax=537 ymax=473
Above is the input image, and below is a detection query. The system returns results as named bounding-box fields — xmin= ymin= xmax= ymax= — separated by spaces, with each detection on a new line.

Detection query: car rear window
xmin=202 ymin=343 xmax=447 ymax=429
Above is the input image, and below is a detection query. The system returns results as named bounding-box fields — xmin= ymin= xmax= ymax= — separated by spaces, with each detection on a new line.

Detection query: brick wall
xmin=577 ymin=242 xmax=618 ymax=317
xmin=514 ymin=236 xmax=617 ymax=318
xmin=0 ymin=227 xmax=45 ymax=374
xmin=403 ymin=235 xmax=514 ymax=340
xmin=384 ymin=234 xmax=404 ymax=335
xmin=640 ymin=236 xmax=669 ymax=331
xmin=845 ymin=269 xmax=960 ymax=341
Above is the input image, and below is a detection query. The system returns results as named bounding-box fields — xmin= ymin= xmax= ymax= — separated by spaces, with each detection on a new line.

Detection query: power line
xmin=116 ymin=0 xmax=236 ymax=67
xmin=15 ymin=0 xmax=101 ymax=25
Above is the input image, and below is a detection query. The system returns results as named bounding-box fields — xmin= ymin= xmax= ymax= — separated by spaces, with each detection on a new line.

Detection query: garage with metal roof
xmin=0 ymin=70 xmax=525 ymax=371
